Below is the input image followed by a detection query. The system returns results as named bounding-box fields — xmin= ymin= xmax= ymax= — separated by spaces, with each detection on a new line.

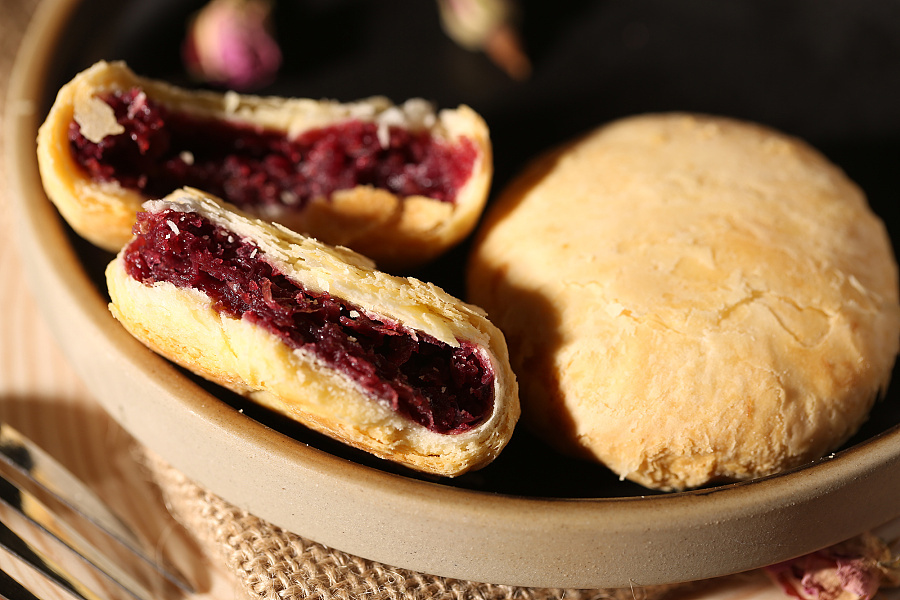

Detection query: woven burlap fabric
xmin=141 ymin=448 xmax=702 ymax=600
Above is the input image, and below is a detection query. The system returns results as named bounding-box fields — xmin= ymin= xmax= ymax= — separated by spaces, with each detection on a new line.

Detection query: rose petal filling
xmin=68 ymin=89 xmax=478 ymax=211
xmin=123 ymin=209 xmax=495 ymax=434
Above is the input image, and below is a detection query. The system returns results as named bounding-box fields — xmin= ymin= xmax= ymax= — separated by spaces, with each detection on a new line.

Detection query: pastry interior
xmin=69 ymin=88 xmax=479 ymax=219
xmin=39 ymin=61 xmax=493 ymax=269
xmin=124 ymin=206 xmax=495 ymax=435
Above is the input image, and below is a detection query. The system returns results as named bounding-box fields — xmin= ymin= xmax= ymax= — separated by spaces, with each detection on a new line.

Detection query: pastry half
xmin=468 ymin=112 xmax=900 ymax=491
xmin=38 ymin=60 xmax=493 ymax=269
xmin=106 ymin=187 xmax=518 ymax=476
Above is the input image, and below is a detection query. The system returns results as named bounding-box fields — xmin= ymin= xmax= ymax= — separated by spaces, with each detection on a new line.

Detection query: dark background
xmin=45 ymin=0 xmax=900 ymax=498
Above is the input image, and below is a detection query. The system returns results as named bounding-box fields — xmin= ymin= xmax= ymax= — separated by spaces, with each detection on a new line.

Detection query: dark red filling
xmin=68 ymin=89 xmax=478 ymax=211
xmin=123 ymin=209 xmax=494 ymax=434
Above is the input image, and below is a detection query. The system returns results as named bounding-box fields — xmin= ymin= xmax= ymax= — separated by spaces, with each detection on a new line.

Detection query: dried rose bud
xmin=765 ymin=533 xmax=900 ymax=600
xmin=437 ymin=0 xmax=531 ymax=80
xmin=182 ymin=0 xmax=282 ymax=91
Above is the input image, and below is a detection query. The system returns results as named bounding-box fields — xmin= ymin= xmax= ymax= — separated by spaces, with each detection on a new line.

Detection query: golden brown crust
xmin=38 ymin=60 xmax=492 ymax=269
xmin=107 ymin=188 xmax=518 ymax=476
xmin=467 ymin=112 xmax=900 ymax=491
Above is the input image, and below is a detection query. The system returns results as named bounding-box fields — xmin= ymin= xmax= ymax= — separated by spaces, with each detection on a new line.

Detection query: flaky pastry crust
xmin=467 ymin=112 xmax=900 ymax=491
xmin=106 ymin=188 xmax=518 ymax=476
xmin=38 ymin=60 xmax=493 ymax=269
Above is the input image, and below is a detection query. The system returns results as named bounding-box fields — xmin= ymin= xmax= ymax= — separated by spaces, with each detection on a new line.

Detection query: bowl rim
xmin=6 ymin=0 xmax=900 ymax=589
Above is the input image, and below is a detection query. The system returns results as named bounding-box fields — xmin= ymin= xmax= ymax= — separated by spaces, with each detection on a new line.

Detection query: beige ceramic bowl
xmin=6 ymin=0 xmax=900 ymax=589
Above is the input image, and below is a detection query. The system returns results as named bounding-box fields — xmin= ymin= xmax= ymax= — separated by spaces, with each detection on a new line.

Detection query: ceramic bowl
xmin=6 ymin=0 xmax=900 ymax=588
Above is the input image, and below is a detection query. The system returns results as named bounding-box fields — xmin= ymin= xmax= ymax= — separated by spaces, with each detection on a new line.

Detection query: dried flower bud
xmin=183 ymin=0 xmax=282 ymax=91
xmin=437 ymin=0 xmax=531 ymax=80
xmin=765 ymin=533 xmax=900 ymax=600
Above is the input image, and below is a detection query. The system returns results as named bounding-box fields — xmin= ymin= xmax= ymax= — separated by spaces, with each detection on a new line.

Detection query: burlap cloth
xmin=0 ymin=2 xmax=753 ymax=599
xmin=140 ymin=447 xmax=727 ymax=600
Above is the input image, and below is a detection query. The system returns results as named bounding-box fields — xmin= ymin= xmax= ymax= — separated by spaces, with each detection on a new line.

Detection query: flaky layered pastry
xmin=107 ymin=188 xmax=518 ymax=476
xmin=468 ymin=112 xmax=900 ymax=491
xmin=38 ymin=61 xmax=493 ymax=269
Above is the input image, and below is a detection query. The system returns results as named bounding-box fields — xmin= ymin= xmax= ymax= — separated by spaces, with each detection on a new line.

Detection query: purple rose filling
xmin=123 ymin=209 xmax=495 ymax=434
xmin=68 ymin=89 xmax=478 ymax=210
